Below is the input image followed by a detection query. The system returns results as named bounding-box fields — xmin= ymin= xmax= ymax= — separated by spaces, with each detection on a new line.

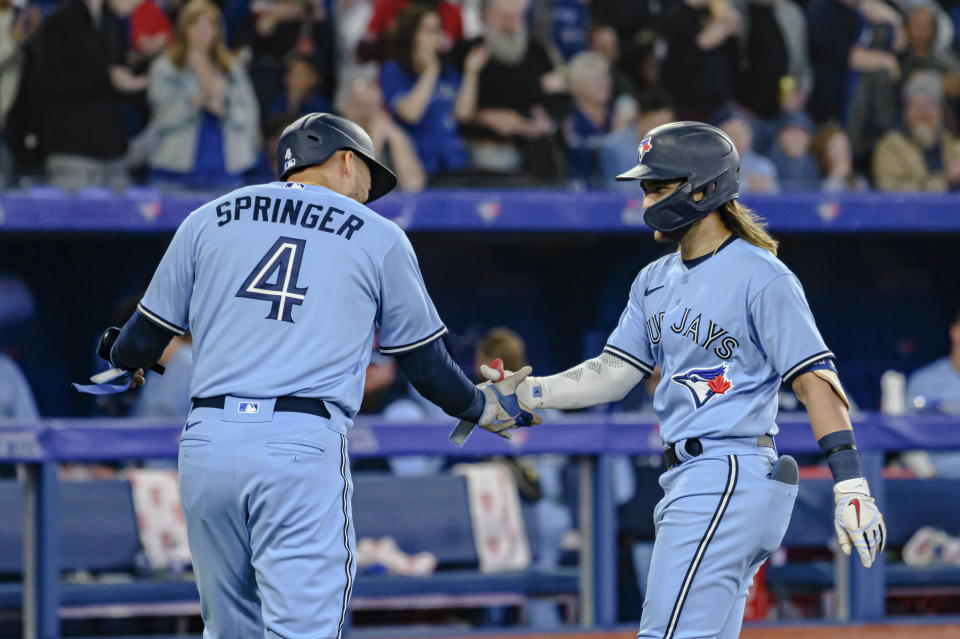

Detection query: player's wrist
xmin=818 ymin=429 xmax=864 ymax=483
xmin=518 ymin=376 xmax=546 ymax=410
xmin=458 ymin=385 xmax=488 ymax=424
xmin=834 ymin=477 xmax=871 ymax=496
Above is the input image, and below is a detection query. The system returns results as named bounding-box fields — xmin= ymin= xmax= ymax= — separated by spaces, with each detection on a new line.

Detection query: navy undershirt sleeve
xmin=111 ymin=310 xmax=177 ymax=371
xmin=394 ymin=337 xmax=485 ymax=422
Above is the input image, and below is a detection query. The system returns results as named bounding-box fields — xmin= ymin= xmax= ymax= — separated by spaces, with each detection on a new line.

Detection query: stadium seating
xmin=350 ymin=473 xmax=578 ymax=616
xmin=0 ymin=480 xmax=199 ymax=618
xmin=767 ymin=479 xmax=960 ymax=598
xmin=0 ymin=474 xmax=578 ymax=623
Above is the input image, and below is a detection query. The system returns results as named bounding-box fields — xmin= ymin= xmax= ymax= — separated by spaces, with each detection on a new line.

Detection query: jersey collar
xmin=682 ymin=235 xmax=738 ymax=270
xmin=271 ymin=181 xmax=335 ymax=196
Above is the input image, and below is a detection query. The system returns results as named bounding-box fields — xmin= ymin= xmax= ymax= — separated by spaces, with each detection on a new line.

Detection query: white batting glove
xmin=476 ymin=359 xmax=543 ymax=439
xmin=834 ymin=477 xmax=887 ymax=568
xmin=479 ymin=360 xmax=544 ymax=411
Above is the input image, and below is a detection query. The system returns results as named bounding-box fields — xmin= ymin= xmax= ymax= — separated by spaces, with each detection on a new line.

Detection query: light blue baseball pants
xmin=178 ymin=396 xmax=355 ymax=639
xmin=638 ymin=438 xmax=798 ymax=639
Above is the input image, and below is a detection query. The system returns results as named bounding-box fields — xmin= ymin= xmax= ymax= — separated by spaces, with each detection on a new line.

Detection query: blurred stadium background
xmin=1 ymin=0 xmax=960 ymax=636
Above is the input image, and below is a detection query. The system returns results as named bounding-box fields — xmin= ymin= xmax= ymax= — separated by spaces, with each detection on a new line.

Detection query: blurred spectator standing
xmin=873 ymin=70 xmax=960 ymax=191
xmin=380 ymin=5 xmax=481 ymax=177
xmin=589 ymin=0 xmax=657 ymax=46
xmin=908 ymin=309 xmax=960 ymax=415
xmin=808 ymin=0 xmax=901 ymax=125
xmin=341 ymin=77 xmax=426 ymax=191
xmin=0 ymin=353 xmax=38 ymax=419
xmin=0 ymin=0 xmax=40 ymax=183
xmin=587 ymin=24 xmax=633 ymax=98
xmin=769 ymin=111 xmax=820 ymax=190
xmin=737 ymin=0 xmax=811 ymax=119
xmin=811 ymin=122 xmax=869 ymax=191
xmin=131 ymin=335 xmax=193 ymax=419
xmin=34 ymin=0 xmax=146 ymax=189
xmin=121 ymin=0 xmax=173 ymax=69
xmin=143 ymin=0 xmax=259 ymax=187
xmin=600 ymin=90 xmax=674 ymax=191
xmin=717 ymin=107 xmax=779 ymax=193
xmin=906 ymin=309 xmax=960 ymax=477
xmin=563 ymin=51 xmax=627 ymax=188
xmin=111 ymin=0 xmax=170 ymax=149
xmin=660 ymin=0 xmax=741 ymax=122
xmin=847 ymin=0 xmax=905 ymax=170
xmin=235 ymin=0 xmax=334 ymax=119
xmin=901 ymin=4 xmax=960 ymax=107
xmin=0 ymin=274 xmax=39 ymax=421
xmin=456 ymin=0 xmax=563 ymax=180
xmin=358 ymin=0 xmax=462 ymax=61
xmin=530 ymin=0 xmax=588 ymax=61
xmin=268 ymin=53 xmax=330 ymax=122
xmin=736 ymin=0 xmax=811 ymax=154
xmin=334 ymin=0 xmax=375 ymax=108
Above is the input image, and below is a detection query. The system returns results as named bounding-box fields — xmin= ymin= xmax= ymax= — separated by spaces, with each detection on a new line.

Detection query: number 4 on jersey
xmin=236 ymin=236 xmax=309 ymax=322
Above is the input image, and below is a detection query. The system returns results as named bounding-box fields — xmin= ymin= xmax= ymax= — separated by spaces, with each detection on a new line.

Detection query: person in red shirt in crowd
xmin=357 ymin=0 xmax=462 ymax=61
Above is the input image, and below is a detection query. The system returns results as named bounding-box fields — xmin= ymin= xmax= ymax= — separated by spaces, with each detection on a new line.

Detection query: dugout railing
xmin=1 ymin=414 xmax=959 ymax=638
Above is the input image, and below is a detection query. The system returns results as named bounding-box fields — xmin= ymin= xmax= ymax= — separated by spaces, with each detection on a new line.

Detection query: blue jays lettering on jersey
xmin=605 ymin=238 xmax=832 ymax=443
xmin=138 ymin=182 xmax=445 ymax=425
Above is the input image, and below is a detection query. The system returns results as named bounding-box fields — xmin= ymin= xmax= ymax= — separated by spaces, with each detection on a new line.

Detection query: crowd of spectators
xmin=3 ymin=0 xmax=960 ymax=193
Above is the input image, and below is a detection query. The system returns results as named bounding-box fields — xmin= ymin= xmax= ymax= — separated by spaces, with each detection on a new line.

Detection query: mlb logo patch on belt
xmin=238 ymin=402 xmax=260 ymax=414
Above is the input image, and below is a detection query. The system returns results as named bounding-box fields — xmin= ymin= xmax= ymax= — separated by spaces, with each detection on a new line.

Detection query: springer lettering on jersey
xmin=214 ymin=194 xmax=366 ymax=240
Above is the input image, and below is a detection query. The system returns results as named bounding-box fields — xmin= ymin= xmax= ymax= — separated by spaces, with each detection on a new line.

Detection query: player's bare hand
xmin=131 ymin=369 xmax=146 ymax=387
xmin=833 ymin=478 xmax=887 ymax=568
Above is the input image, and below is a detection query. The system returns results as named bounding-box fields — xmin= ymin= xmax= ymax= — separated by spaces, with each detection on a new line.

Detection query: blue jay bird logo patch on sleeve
xmin=672 ymin=365 xmax=734 ymax=409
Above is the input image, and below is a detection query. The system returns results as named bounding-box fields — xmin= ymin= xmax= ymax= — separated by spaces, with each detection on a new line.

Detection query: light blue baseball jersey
xmin=139 ymin=182 xmax=446 ymax=420
xmin=605 ymin=238 xmax=832 ymax=443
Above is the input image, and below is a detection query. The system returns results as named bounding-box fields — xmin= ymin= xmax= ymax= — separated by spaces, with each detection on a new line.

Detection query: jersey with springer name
xmin=138 ymin=182 xmax=445 ymax=421
xmin=605 ymin=238 xmax=832 ymax=443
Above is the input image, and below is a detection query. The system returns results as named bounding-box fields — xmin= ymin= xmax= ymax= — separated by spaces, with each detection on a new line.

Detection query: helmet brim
xmin=358 ymin=153 xmax=398 ymax=203
xmin=615 ymin=163 xmax=687 ymax=182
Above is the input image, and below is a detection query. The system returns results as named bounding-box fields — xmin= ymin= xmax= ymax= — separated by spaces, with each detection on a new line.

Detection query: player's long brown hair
xmin=719 ymin=201 xmax=779 ymax=255
xmin=168 ymin=0 xmax=234 ymax=74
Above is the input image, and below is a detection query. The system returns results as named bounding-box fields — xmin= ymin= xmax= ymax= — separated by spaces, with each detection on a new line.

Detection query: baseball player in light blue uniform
xmin=89 ymin=114 xmax=536 ymax=638
xmin=484 ymin=122 xmax=887 ymax=638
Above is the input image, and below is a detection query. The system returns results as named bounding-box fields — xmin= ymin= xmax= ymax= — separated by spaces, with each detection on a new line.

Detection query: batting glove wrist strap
xmin=818 ymin=429 xmax=863 ymax=482
xmin=834 ymin=477 xmax=887 ymax=568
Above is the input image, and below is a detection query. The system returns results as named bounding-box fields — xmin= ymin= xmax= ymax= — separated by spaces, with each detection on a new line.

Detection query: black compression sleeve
xmin=394 ymin=337 xmax=485 ymax=422
xmin=111 ymin=310 xmax=176 ymax=371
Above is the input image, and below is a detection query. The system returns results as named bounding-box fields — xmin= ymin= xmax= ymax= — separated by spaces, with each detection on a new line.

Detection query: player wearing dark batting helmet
xmin=81 ymin=112 xmax=539 ymax=638
xmin=480 ymin=121 xmax=886 ymax=638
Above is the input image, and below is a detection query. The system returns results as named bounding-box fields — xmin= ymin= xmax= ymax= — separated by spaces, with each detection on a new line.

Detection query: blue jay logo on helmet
xmin=671 ymin=364 xmax=734 ymax=409
xmin=638 ymin=136 xmax=653 ymax=162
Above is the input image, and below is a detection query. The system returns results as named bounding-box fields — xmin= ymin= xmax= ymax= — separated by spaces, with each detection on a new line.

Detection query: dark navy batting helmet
xmin=277 ymin=113 xmax=397 ymax=203
xmin=616 ymin=121 xmax=740 ymax=233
